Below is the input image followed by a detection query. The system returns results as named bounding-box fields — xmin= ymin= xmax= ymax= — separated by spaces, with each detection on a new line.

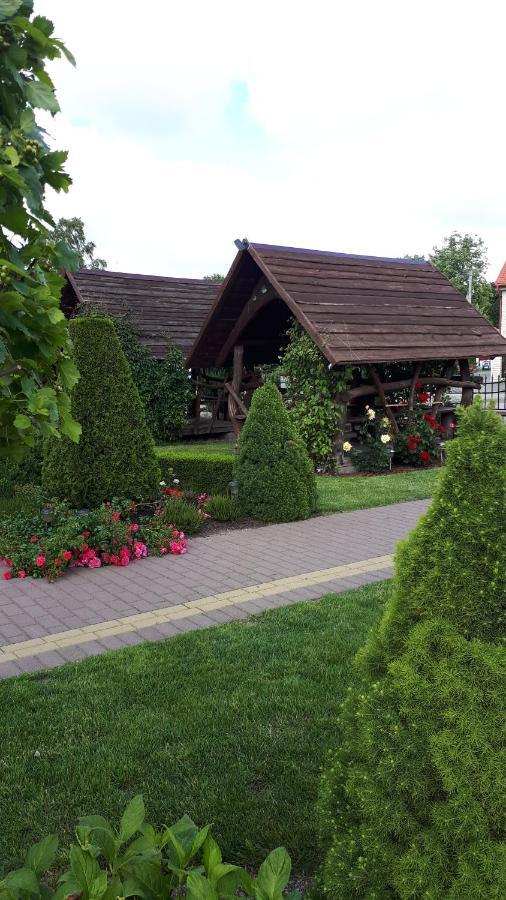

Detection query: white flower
xmin=366 ymin=409 xmax=376 ymax=420
xmin=380 ymin=434 xmax=391 ymax=443
xmin=159 ymin=481 xmax=166 ymax=487
xmin=173 ymin=478 xmax=180 ymax=484
xmin=343 ymin=441 xmax=352 ymax=452
xmin=382 ymin=417 xmax=389 ymax=427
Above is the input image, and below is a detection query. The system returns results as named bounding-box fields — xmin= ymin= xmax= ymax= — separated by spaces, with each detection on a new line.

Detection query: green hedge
xmin=157 ymin=448 xmax=235 ymax=494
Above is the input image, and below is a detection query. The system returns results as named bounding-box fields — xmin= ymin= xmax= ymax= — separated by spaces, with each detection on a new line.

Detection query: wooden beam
xmin=347 ymin=376 xmax=476 ymax=400
xmin=216 ymin=283 xmax=278 ymax=366
xmin=368 ymin=365 xmax=400 ymax=434
xmin=430 ymin=361 xmax=457 ymax=416
xmin=232 ymin=344 xmax=244 ymax=395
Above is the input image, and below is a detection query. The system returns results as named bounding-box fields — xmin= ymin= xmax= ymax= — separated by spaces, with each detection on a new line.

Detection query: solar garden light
xmin=388 ymin=446 xmax=395 ymax=471
xmin=41 ymin=504 xmax=54 ymax=524
xmin=228 ymin=479 xmax=238 ymax=497
xmin=438 ymin=440 xmax=446 ymax=464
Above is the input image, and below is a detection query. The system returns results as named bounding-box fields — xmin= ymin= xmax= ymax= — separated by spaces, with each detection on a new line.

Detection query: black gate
xmin=479 ymin=378 xmax=506 ymax=412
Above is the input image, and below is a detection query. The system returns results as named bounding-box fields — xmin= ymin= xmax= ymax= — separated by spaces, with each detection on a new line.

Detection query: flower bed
xmin=0 ymin=490 xmax=191 ymax=582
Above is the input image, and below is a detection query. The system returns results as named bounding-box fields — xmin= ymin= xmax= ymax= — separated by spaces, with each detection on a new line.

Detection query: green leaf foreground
xmin=0 ymin=1 xmax=80 ymax=457
xmin=0 ymin=796 xmax=294 ymax=900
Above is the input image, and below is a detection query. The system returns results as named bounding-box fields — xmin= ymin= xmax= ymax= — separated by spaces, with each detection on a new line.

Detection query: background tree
xmin=52 ymin=216 xmax=107 ymax=269
xmin=430 ymin=231 xmax=499 ymax=326
xmin=0 ymin=0 xmax=81 ymax=460
xmin=203 ymin=273 xmax=224 ymax=281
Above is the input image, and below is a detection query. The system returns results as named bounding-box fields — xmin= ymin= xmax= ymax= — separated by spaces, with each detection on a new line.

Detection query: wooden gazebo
xmin=187 ymin=241 xmax=506 ymax=437
xmin=62 ymin=268 xmax=229 ymax=435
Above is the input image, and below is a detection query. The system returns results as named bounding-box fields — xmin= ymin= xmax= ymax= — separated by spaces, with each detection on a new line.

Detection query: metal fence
xmin=479 ymin=378 xmax=506 ymax=411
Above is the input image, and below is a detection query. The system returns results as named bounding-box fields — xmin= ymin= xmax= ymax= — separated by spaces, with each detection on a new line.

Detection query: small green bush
xmin=43 ymin=318 xmax=161 ymax=507
xmin=0 ymin=795 xmax=294 ymax=900
xmin=157 ymin=449 xmax=234 ymax=494
xmin=317 ymin=399 xmax=506 ymax=899
xmin=158 ymin=496 xmax=203 ymax=534
xmin=235 ymin=383 xmax=316 ymax=523
xmin=206 ymin=494 xmax=241 ymax=521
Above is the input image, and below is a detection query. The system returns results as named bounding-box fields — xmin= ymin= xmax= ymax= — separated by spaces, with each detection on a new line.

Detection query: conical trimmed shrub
xmin=235 ymin=383 xmax=316 ymax=522
xmin=317 ymin=399 xmax=506 ymax=899
xmin=43 ymin=317 xmax=161 ymax=507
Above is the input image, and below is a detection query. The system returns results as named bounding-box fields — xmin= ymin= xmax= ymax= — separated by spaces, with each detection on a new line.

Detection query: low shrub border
xmin=157 ymin=448 xmax=235 ymax=495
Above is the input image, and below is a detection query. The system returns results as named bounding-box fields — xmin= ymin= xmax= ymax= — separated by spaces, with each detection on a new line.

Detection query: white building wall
xmin=491 ymin=287 xmax=506 ymax=379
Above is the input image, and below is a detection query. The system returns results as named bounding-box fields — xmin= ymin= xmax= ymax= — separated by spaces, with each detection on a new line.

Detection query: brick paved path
xmin=0 ymin=500 xmax=429 ymax=679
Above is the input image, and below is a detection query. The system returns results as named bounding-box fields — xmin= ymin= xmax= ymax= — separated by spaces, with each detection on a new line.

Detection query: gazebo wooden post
xmin=232 ymin=344 xmax=244 ymax=397
xmin=408 ymin=363 xmax=423 ymax=410
xmin=368 ymin=365 xmax=400 ymax=434
xmin=459 ymin=358 xmax=474 ymax=406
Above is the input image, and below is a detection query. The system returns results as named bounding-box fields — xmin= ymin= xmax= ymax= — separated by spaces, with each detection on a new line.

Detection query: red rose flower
xmin=54 ymin=558 xmax=62 ymax=567
xmin=82 ymin=530 xmax=91 ymax=538
xmin=420 ymin=451 xmax=430 ymax=462
xmin=415 ymin=381 xmax=422 ymax=390
xmin=35 ymin=555 xmax=46 ymax=568
xmin=30 ymin=535 xmax=38 ymax=543
xmin=417 ymin=392 xmax=430 ymax=403
xmin=18 ymin=570 xmax=26 ymax=579
xmin=63 ymin=550 xmax=72 ymax=561
xmin=3 ymin=572 xmax=11 ymax=581
xmin=113 ymin=511 xmax=120 ymax=521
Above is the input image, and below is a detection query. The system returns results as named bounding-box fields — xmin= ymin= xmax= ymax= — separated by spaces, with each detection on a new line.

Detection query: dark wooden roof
xmin=63 ymin=268 xmax=221 ymax=359
xmin=187 ymin=242 xmax=506 ymax=367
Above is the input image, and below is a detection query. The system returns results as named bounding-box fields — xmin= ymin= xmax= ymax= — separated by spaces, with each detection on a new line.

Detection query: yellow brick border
xmin=0 ymin=554 xmax=393 ymax=663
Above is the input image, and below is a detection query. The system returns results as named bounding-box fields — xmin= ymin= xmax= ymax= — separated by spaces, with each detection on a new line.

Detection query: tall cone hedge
xmin=317 ymin=398 xmax=506 ymax=899
xmin=43 ymin=317 xmax=161 ymax=507
xmin=235 ymin=383 xmax=316 ymax=522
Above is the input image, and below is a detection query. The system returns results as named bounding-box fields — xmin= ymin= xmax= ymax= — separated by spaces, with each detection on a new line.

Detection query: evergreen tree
xmin=318 ymin=399 xmax=506 ymax=898
xmin=235 ymin=383 xmax=316 ymax=522
xmin=43 ymin=317 xmax=160 ymax=507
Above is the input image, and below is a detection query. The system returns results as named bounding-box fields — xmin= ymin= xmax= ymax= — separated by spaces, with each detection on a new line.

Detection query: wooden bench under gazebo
xmin=187 ymin=241 xmax=506 ymax=440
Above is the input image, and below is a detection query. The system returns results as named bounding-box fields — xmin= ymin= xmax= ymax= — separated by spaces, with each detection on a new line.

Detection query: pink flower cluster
xmin=159 ymin=530 xmax=187 ymax=557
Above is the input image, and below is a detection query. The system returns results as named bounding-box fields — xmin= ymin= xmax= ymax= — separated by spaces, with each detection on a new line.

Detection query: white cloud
xmin=40 ymin=0 xmax=506 ymax=279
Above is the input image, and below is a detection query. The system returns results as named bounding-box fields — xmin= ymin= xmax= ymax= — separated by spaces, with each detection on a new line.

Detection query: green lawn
xmin=0 ymin=581 xmax=388 ymax=876
xmin=315 ymin=468 xmax=439 ymax=514
xmin=157 ymin=440 xmax=236 ymax=455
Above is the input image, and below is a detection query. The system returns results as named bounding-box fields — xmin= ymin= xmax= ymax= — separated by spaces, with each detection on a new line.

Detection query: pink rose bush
xmin=0 ymin=496 xmax=189 ymax=583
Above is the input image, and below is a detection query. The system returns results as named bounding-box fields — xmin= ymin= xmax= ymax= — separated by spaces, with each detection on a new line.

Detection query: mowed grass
xmin=316 ymin=468 xmax=439 ymax=514
xmin=157 ymin=440 xmax=236 ymax=454
xmin=0 ymin=582 xmax=388 ymax=876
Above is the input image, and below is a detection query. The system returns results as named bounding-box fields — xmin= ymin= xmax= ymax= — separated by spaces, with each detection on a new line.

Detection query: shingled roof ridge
xmin=250 ymin=242 xmax=428 ymax=266
xmin=74 ymin=268 xmax=221 ymax=285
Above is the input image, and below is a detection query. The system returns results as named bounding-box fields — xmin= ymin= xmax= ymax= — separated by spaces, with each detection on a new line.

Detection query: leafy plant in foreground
xmin=0 ymin=796 xmax=299 ymax=900
xmin=0 ymin=0 xmax=81 ymax=459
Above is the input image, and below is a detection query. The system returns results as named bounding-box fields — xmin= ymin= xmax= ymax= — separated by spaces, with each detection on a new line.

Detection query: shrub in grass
xmin=43 ymin=318 xmax=161 ymax=507
xmin=235 ymin=383 xmax=316 ymax=523
xmin=206 ymin=494 xmax=241 ymax=521
xmin=157 ymin=449 xmax=234 ymax=494
xmin=318 ymin=398 xmax=506 ymax=899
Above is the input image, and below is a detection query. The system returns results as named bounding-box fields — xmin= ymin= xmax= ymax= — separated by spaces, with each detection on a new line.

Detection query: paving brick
xmin=0 ymin=500 xmax=430 ymax=678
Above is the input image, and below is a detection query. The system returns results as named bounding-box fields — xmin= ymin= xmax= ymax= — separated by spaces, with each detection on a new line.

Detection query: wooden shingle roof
xmin=495 ymin=260 xmax=506 ymax=289
xmin=188 ymin=242 xmax=506 ymax=367
xmin=63 ymin=268 xmax=221 ymax=359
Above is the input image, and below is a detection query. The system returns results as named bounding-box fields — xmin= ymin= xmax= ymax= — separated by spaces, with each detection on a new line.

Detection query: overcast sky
xmin=40 ymin=0 xmax=505 ymax=281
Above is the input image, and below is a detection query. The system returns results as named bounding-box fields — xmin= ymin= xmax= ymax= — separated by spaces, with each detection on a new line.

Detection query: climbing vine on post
xmin=0 ymin=1 xmax=80 ymax=460
xmin=278 ymin=322 xmax=352 ymax=470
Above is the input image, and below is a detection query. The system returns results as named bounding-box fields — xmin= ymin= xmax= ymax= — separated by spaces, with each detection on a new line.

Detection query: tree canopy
xmin=53 ymin=216 xmax=107 ymax=269
xmin=0 ymin=0 xmax=80 ymax=459
xmin=430 ymin=232 xmax=499 ymax=326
